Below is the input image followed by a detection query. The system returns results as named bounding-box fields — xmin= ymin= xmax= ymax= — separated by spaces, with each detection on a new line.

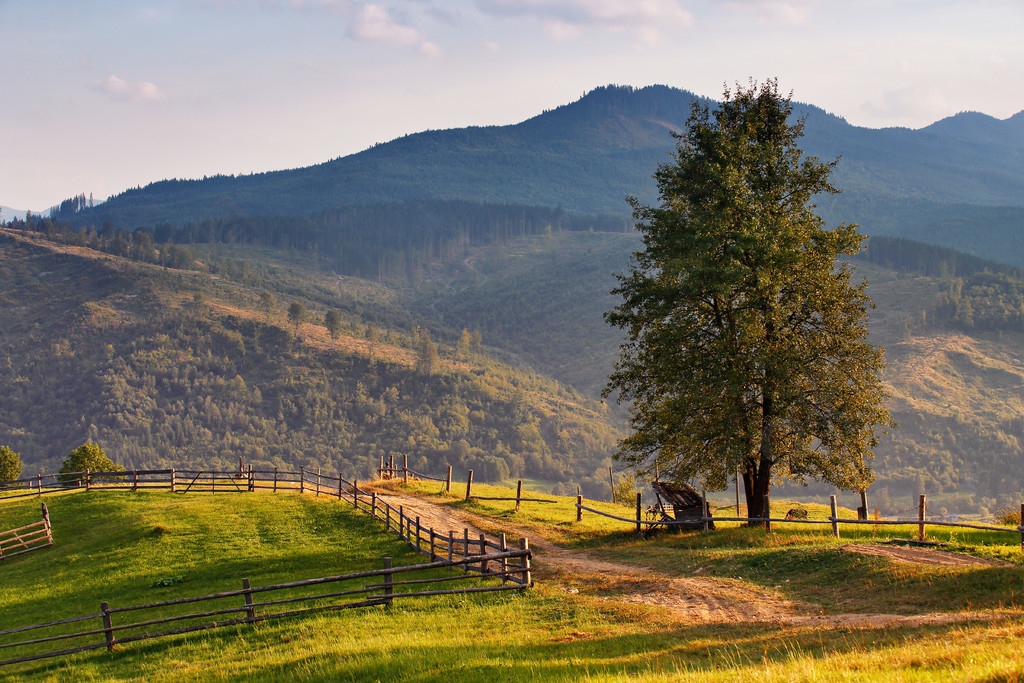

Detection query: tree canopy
xmin=0 ymin=445 xmax=22 ymax=482
xmin=605 ymin=80 xmax=892 ymax=519
xmin=60 ymin=443 xmax=123 ymax=475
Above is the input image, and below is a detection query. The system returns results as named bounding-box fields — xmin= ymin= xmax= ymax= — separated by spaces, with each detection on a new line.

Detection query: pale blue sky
xmin=2 ymin=0 xmax=1022 ymax=211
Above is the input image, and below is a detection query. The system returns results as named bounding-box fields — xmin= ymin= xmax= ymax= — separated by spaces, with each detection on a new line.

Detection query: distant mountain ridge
xmin=61 ymin=84 xmax=1024 ymax=262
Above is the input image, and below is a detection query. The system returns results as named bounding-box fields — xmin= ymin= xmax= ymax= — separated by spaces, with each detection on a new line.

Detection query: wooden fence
xmin=575 ymin=492 xmax=1024 ymax=547
xmin=0 ymin=546 xmax=531 ymax=668
xmin=0 ymin=503 xmax=52 ymax=560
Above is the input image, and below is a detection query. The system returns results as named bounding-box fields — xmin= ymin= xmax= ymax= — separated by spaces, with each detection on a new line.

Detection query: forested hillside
xmin=53 ymin=85 xmax=1024 ymax=265
xmin=0 ymin=229 xmax=620 ymax=496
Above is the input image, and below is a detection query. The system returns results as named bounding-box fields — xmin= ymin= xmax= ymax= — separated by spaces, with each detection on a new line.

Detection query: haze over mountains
xmin=59 ymin=84 xmax=1024 ymax=263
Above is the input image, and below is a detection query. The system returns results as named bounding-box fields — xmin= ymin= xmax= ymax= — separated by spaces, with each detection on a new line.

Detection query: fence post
xmin=764 ymin=494 xmax=771 ymax=534
xmin=516 ymin=480 xmax=523 ymax=512
xmin=354 ymin=480 xmax=359 ymax=509
xmin=242 ymin=578 xmax=255 ymax=619
xmin=399 ymin=506 xmax=405 ymax=539
xmin=248 ymin=465 xmax=254 ymax=492
xmin=858 ymin=489 xmax=869 ymax=521
xmin=636 ymin=492 xmax=642 ymax=534
xmin=300 ymin=466 xmax=305 ymax=494
xmin=133 ymin=470 xmax=138 ymax=492
xmin=273 ymin=467 xmax=278 ymax=493
xmin=100 ymin=602 xmax=114 ymax=651
xmin=1019 ymin=503 xmax=1023 ymax=550
xmin=701 ymin=490 xmax=708 ymax=533
xmin=576 ymin=495 xmax=583 ymax=522
xmin=448 ymin=530 xmax=454 ymax=563
xmin=500 ymin=533 xmax=508 ymax=584
xmin=403 ymin=454 xmax=408 ymax=484
xmin=446 ymin=465 xmax=452 ymax=493
xmin=463 ymin=528 xmax=469 ymax=574
xmin=86 ymin=468 xmax=91 ymax=491
xmin=36 ymin=474 xmax=42 ymax=497
xmin=465 ymin=469 xmax=474 ymax=501
xmin=371 ymin=491 xmax=378 ymax=519
xmin=519 ymin=538 xmax=532 ymax=586
xmin=918 ymin=494 xmax=927 ymax=542
xmin=480 ymin=533 xmax=488 ymax=573
xmin=316 ymin=468 xmax=321 ymax=497
xmin=830 ymin=495 xmax=840 ymax=539
xmin=170 ymin=468 xmax=175 ymax=492
xmin=383 ymin=557 xmax=393 ymax=606
xmin=429 ymin=528 xmax=436 ymax=561
xmin=416 ymin=517 xmax=421 ymax=552
xmin=41 ymin=502 xmax=51 ymax=543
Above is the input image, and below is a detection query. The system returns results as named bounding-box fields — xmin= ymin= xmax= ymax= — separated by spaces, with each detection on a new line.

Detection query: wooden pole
xmin=830 ymin=495 xmax=840 ymax=539
xmin=416 ymin=517 xmax=421 ymax=551
xmin=735 ymin=469 xmax=740 ymax=517
xmin=133 ymin=470 xmax=138 ymax=492
xmin=170 ymin=469 xmax=176 ymax=493
xmin=86 ymin=469 xmax=91 ymax=491
xmin=242 ymin=578 xmax=255 ymax=619
xmin=447 ymin=530 xmax=454 ymax=563
xmin=465 ymin=469 xmax=474 ymax=501
xmin=576 ymin=495 xmax=583 ymax=522
xmin=354 ymin=480 xmax=359 ymax=509
xmin=383 ymin=557 xmax=393 ymax=606
xmin=371 ymin=491 xmax=377 ymax=519
xmin=273 ymin=467 xmax=278 ymax=493
xmin=385 ymin=503 xmax=391 ymax=531
xmin=608 ymin=466 xmax=614 ymax=502
xmin=500 ymin=533 xmax=508 ymax=584
xmin=918 ymin=494 xmax=927 ymax=542
xmin=480 ymin=533 xmax=488 ymax=573
xmin=299 ymin=466 xmax=305 ymax=495
xmin=764 ymin=494 xmax=771 ymax=534
xmin=316 ymin=468 xmax=321 ymax=497
xmin=515 ymin=480 xmax=523 ymax=512
xmin=701 ymin=489 xmax=708 ymax=532
xmin=41 ymin=502 xmax=51 ymax=543
xmin=248 ymin=464 xmax=253 ymax=492
xmin=399 ymin=506 xmax=405 ymax=539
xmin=463 ymin=528 xmax=469 ymax=574
xmin=338 ymin=472 xmax=343 ymax=500
xmin=101 ymin=602 xmax=114 ymax=651
xmin=403 ymin=454 xmax=408 ymax=483
xmin=446 ymin=465 xmax=452 ymax=493
xmin=430 ymin=528 xmax=436 ymax=561
xmin=519 ymin=538 xmax=532 ymax=586
xmin=635 ymin=492 xmax=642 ymax=533
xmin=36 ymin=474 xmax=42 ymax=497
xmin=859 ymin=489 xmax=869 ymax=521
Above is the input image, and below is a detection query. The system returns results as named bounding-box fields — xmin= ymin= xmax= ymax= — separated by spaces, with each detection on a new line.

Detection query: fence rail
xmin=0 ymin=504 xmax=52 ymax=560
xmin=0 ymin=547 xmax=531 ymax=668
xmin=575 ymin=493 xmax=1024 ymax=546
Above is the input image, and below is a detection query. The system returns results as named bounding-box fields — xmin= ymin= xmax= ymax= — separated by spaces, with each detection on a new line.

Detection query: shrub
xmin=60 ymin=443 xmax=123 ymax=476
xmin=0 ymin=445 xmax=22 ymax=482
xmin=994 ymin=506 xmax=1022 ymax=527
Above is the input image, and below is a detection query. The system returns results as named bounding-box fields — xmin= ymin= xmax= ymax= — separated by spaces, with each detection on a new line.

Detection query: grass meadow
xmin=0 ymin=486 xmax=1023 ymax=681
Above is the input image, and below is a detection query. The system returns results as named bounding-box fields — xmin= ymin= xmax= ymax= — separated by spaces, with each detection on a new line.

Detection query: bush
xmin=61 ymin=443 xmax=123 ymax=476
xmin=994 ymin=506 xmax=1022 ymax=527
xmin=0 ymin=445 xmax=22 ymax=482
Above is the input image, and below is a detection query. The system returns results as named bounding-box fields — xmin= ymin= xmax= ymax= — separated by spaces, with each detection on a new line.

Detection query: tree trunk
xmin=743 ymin=458 xmax=773 ymax=525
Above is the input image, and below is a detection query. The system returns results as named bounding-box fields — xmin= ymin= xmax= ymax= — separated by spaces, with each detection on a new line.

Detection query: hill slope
xmin=59 ymin=85 xmax=1024 ymax=266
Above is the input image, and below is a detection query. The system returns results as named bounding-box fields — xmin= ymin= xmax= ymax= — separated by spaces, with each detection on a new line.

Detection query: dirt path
xmin=375 ymin=490 xmax=1015 ymax=628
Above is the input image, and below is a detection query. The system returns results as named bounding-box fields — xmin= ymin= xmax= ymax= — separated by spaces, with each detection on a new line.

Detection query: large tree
xmin=605 ymin=80 xmax=892 ymax=520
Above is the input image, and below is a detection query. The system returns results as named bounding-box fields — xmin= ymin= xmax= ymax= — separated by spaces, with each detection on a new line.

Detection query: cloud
xmin=723 ymin=0 xmax=817 ymax=26
xmin=348 ymin=3 xmax=442 ymax=55
xmin=475 ymin=0 xmax=694 ymax=38
xmin=95 ymin=75 xmax=167 ymax=103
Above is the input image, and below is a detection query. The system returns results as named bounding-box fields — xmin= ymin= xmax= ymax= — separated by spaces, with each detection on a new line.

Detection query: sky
xmin=1 ymin=0 xmax=1022 ymax=212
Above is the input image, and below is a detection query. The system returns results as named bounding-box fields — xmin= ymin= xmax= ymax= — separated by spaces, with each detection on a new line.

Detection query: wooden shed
xmin=651 ymin=482 xmax=714 ymax=530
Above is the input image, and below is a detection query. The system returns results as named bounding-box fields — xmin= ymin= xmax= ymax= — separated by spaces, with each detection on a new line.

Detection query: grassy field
xmin=1 ymin=487 xmax=1023 ymax=681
